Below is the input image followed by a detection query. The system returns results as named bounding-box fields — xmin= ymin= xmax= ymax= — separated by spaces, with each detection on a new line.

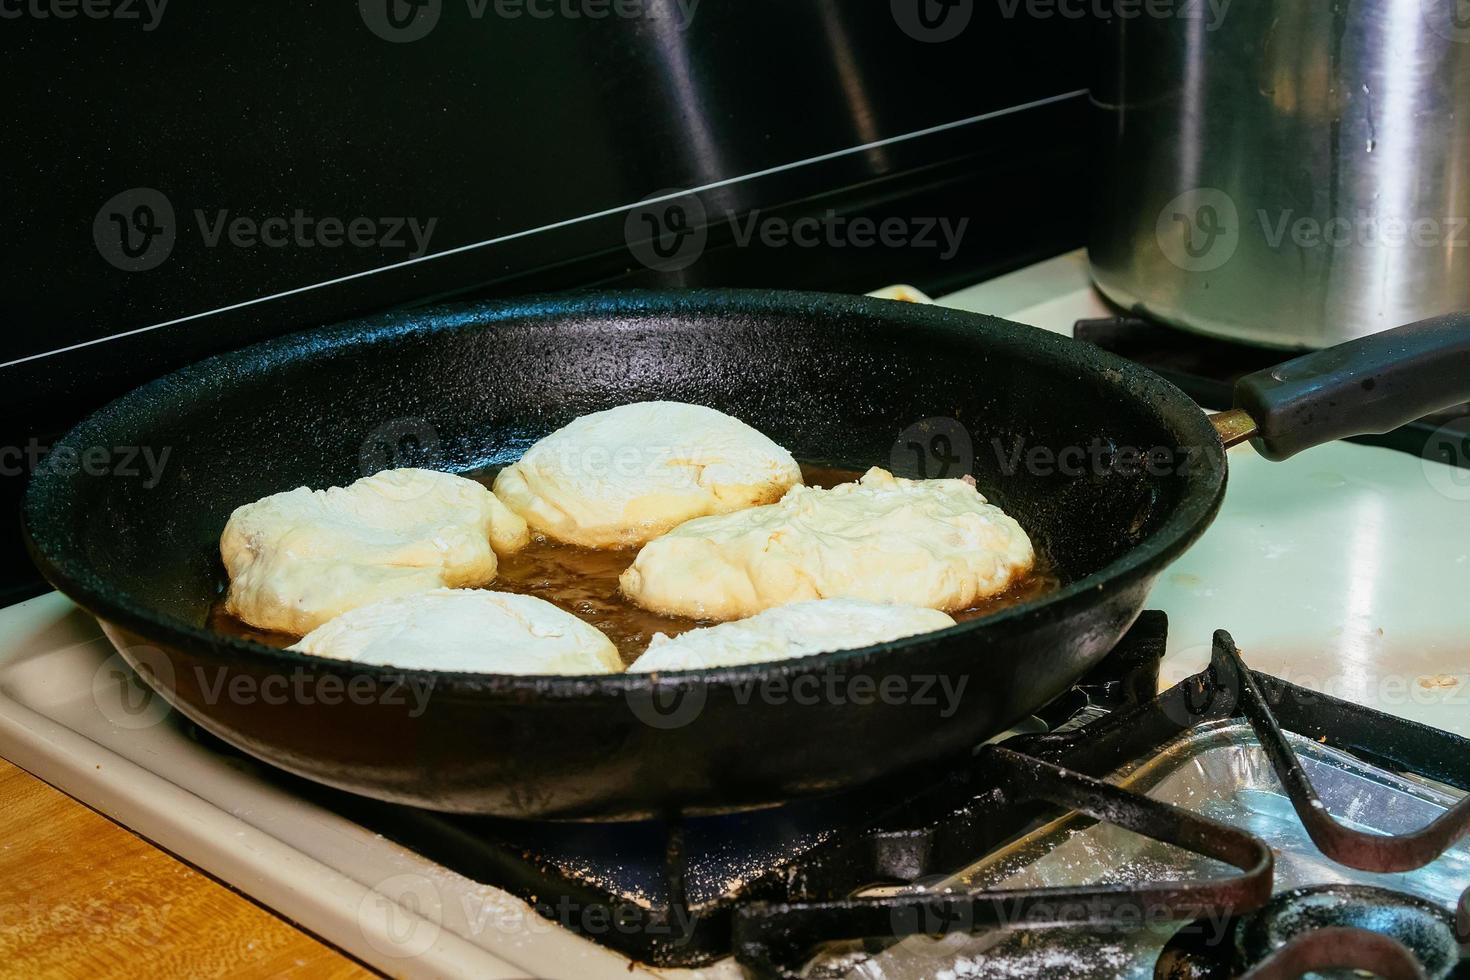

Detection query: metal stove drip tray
xmin=850 ymin=721 xmax=1470 ymax=980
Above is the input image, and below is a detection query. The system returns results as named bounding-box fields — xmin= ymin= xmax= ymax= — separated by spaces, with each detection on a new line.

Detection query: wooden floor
xmin=0 ymin=760 xmax=377 ymax=979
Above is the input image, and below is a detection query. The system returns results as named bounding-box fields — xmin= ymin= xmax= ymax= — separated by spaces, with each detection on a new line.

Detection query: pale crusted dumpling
xmin=620 ymin=467 xmax=1034 ymax=621
xmin=492 ymin=401 xmax=803 ymax=549
xmin=222 ymin=468 xmax=530 ymax=635
xmin=289 ymin=589 xmax=622 ymax=674
xmin=628 ymin=599 xmax=955 ymax=672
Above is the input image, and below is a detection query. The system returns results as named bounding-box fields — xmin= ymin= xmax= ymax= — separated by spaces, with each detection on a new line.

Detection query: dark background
xmin=3 ymin=0 xmax=1091 ymax=600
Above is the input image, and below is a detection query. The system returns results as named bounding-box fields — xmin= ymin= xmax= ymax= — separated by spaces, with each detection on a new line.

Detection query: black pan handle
xmin=1232 ymin=312 xmax=1470 ymax=461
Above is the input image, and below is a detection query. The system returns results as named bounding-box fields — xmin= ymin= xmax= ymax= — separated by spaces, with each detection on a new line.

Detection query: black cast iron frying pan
xmin=21 ymin=291 xmax=1470 ymax=819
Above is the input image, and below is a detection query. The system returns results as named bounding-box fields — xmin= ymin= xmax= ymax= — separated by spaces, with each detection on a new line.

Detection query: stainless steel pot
xmin=1089 ymin=1 xmax=1470 ymax=349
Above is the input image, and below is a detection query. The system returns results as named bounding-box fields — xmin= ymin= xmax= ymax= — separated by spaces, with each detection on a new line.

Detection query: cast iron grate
xmin=729 ymin=627 xmax=1470 ymax=978
xmin=199 ymin=612 xmax=1470 ymax=974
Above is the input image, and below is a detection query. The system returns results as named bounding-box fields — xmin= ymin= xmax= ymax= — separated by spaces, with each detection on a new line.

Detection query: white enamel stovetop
xmin=942 ymin=251 xmax=1470 ymax=732
xmin=1 ymin=249 xmax=1467 ymax=978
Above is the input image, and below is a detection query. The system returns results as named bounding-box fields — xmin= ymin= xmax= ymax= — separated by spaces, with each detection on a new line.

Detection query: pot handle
xmin=1231 ymin=312 xmax=1470 ymax=461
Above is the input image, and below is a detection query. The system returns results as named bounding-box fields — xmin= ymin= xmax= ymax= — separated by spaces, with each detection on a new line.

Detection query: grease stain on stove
xmin=1166 ymin=570 xmax=1216 ymax=598
xmin=1258 ymin=539 xmax=1291 ymax=560
xmin=1307 ymin=470 xmax=1349 ymax=489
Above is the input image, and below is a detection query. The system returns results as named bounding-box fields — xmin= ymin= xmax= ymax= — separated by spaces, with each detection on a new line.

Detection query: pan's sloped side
xmin=22 ymin=290 xmax=1224 ymax=818
xmin=100 ymin=575 xmax=1151 ymax=819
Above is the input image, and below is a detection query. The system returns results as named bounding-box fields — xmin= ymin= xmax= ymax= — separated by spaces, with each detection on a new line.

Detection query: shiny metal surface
xmin=1208 ymin=408 xmax=1258 ymax=447
xmin=1090 ymin=2 xmax=1470 ymax=349
xmin=848 ymin=721 xmax=1470 ymax=979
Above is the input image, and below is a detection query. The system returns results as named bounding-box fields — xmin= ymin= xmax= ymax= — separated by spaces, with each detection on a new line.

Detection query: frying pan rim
xmin=22 ymin=287 xmax=1227 ymax=692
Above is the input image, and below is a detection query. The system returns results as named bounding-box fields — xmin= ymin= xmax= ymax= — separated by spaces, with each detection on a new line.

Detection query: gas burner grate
xmin=731 ymin=744 xmax=1274 ymax=977
xmin=730 ymin=626 xmax=1470 ymax=979
xmin=1218 ymin=630 xmax=1470 ymax=873
xmin=1236 ymin=926 xmax=1430 ymax=980
xmin=214 ymin=612 xmax=1470 ymax=975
